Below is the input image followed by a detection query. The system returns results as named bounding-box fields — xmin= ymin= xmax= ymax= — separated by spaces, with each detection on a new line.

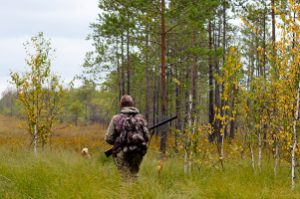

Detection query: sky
xmin=0 ymin=0 xmax=100 ymax=96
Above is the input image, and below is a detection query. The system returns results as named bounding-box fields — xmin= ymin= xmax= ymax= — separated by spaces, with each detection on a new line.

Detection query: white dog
xmin=81 ymin=148 xmax=91 ymax=159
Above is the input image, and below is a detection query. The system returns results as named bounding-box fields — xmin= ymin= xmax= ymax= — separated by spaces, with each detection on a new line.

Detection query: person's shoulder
xmin=137 ymin=114 xmax=147 ymax=121
xmin=112 ymin=114 xmax=123 ymax=120
xmin=112 ymin=114 xmax=128 ymax=124
xmin=137 ymin=113 xmax=144 ymax=118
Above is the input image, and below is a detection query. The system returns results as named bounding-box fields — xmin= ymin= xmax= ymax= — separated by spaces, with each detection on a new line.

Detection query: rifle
xmin=104 ymin=115 xmax=177 ymax=157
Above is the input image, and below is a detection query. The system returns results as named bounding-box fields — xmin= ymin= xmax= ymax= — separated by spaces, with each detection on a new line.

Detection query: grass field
xmin=0 ymin=148 xmax=299 ymax=198
xmin=0 ymin=115 xmax=299 ymax=198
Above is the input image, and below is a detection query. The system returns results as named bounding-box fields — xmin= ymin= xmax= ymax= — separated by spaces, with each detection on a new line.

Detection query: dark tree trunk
xmin=220 ymin=0 xmax=226 ymax=140
xmin=214 ymin=17 xmax=221 ymax=143
xmin=208 ymin=20 xmax=215 ymax=141
xmin=214 ymin=63 xmax=221 ymax=142
xmin=156 ymin=72 xmax=160 ymax=139
xmin=174 ymin=34 xmax=180 ymax=149
xmin=184 ymin=54 xmax=190 ymax=127
xmin=121 ymin=35 xmax=125 ymax=96
xmin=190 ymin=30 xmax=196 ymax=123
xmin=127 ymin=12 xmax=131 ymax=95
xmin=117 ymin=40 xmax=122 ymax=100
xmin=145 ymin=25 xmax=150 ymax=121
xmin=178 ymin=54 xmax=184 ymax=130
xmin=153 ymin=69 xmax=157 ymax=129
xmin=160 ymin=0 xmax=167 ymax=155
xmin=293 ymin=8 xmax=297 ymax=49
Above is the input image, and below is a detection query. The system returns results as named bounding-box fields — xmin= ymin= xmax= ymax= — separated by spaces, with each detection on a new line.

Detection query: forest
xmin=1 ymin=0 xmax=300 ymax=197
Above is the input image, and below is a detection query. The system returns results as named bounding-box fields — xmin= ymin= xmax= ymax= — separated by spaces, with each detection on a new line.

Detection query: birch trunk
xmin=184 ymin=93 xmax=193 ymax=175
xmin=184 ymin=147 xmax=188 ymax=174
xmin=189 ymin=117 xmax=197 ymax=175
xmin=258 ymin=117 xmax=262 ymax=173
xmin=250 ymin=143 xmax=255 ymax=172
xmin=34 ymin=123 xmax=37 ymax=153
xmin=187 ymin=29 xmax=196 ymax=174
xmin=221 ymin=105 xmax=227 ymax=157
xmin=221 ymin=122 xmax=225 ymax=158
xmin=274 ymin=143 xmax=278 ymax=178
xmin=292 ymin=80 xmax=300 ymax=188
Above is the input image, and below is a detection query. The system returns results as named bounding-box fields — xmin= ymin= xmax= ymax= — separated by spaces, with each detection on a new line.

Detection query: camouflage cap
xmin=120 ymin=95 xmax=134 ymax=107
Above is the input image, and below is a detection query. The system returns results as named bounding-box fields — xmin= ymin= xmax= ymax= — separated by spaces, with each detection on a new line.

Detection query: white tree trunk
xmin=274 ymin=143 xmax=278 ymax=178
xmin=221 ymin=114 xmax=226 ymax=158
xmin=250 ymin=143 xmax=255 ymax=172
xmin=34 ymin=123 xmax=37 ymax=153
xmin=292 ymin=80 xmax=300 ymax=188
xmin=184 ymin=93 xmax=193 ymax=175
xmin=221 ymin=124 xmax=225 ymax=158
xmin=189 ymin=117 xmax=197 ymax=175
xmin=258 ymin=117 xmax=262 ymax=173
xmin=184 ymin=150 xmax=188 ymax=174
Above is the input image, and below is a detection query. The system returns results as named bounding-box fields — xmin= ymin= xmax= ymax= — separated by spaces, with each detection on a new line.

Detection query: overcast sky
xmin=0 ymin=0 xmax=100 ymax=95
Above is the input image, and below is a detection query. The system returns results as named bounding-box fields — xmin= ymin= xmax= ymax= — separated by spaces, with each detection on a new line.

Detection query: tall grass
xmin=0 ymin=115 xmax=299 ymax=198
xmin=0 ymin=147 xmax=298 ymax=199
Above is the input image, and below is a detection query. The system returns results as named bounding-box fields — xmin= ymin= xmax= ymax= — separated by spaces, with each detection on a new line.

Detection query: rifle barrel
xmin=149 ymin=116 xmax=177 ymax=130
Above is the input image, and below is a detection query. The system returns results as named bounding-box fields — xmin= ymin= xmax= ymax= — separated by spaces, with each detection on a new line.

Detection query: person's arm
xmin=140 ymin=114 xmax=150 ymax=140
xmin=105 ymin=117 xmax=116 ymax=145
xmin=138 ymin=114 xmax=147 ymax=126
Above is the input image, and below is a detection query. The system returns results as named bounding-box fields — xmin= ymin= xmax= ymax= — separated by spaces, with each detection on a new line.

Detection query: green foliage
xmin=69 ymin=100 xmax=83 ymax=126
xmin=69 ymin=100 xmax=83 ymax=118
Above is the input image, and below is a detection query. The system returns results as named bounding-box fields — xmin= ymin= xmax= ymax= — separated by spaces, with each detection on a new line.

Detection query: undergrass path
xmin=0 ymin=147 xmax=298 ymax=199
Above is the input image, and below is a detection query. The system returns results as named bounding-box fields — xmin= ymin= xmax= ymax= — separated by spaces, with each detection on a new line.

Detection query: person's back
xmin=105 ymin=95 xmax=149 ymax=181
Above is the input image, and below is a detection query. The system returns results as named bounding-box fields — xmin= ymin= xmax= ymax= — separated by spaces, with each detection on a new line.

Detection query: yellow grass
xmin=0 ymin=115 xmax=109 ymax=152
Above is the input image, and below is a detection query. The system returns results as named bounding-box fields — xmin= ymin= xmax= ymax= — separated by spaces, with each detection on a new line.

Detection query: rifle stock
xmin=105 ymin=147 xmax=113 ymax=157
xmin=104 ymin=115 xmax=177 ymax=157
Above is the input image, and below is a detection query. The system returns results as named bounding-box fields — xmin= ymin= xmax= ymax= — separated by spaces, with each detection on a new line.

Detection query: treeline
xmin=80 ymin=0 xmax=279 ymax=153
xmin=0 ymin=85 xmax=110 ymax=129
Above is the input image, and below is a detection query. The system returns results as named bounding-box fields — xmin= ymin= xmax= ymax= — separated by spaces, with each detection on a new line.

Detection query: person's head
xmin=120 ymin=95 xmax=134 ymax=107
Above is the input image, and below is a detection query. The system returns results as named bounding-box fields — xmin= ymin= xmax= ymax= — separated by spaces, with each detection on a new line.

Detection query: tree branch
xmin=165 ymin=19 xmax=193 ymax=34
xmin=150 ymin=1 xmax=161 ymax=11
xmin=129 ymin=35 xmax=161 ymax=46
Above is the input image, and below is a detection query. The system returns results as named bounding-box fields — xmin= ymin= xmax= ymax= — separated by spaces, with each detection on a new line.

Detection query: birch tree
xmin=10 ymin=33 xmax=65 ymax=152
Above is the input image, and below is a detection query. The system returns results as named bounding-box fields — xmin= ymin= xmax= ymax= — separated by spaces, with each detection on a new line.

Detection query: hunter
xmin=105 ymin=95 xmax=149 ymax=181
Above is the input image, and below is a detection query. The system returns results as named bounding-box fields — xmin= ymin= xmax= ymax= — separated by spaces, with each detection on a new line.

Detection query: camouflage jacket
xmin=105 ymin=107 xmax=148 ymax=145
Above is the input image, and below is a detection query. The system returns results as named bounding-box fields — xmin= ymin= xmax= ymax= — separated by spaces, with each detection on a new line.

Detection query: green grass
xmin=0 ymin=147 xmax=298 ymax=199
